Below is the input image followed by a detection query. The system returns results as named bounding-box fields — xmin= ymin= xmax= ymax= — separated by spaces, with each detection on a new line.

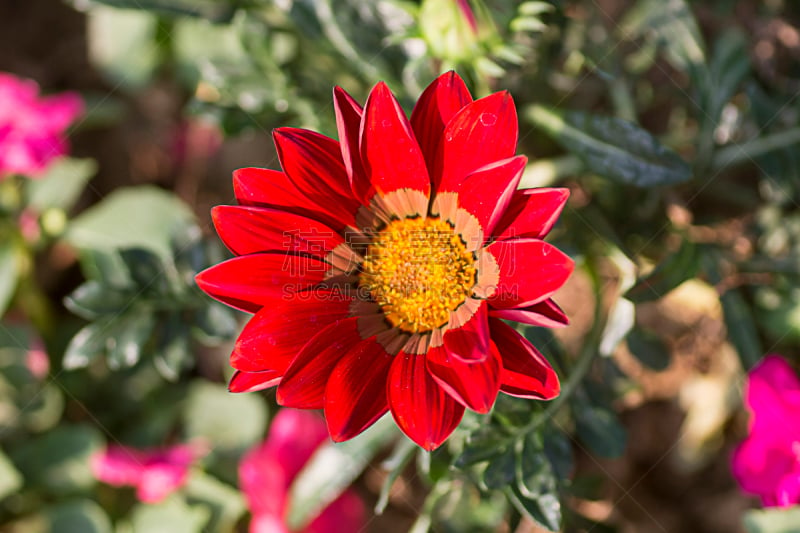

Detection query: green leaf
xmin=182 ymin=381 xmax=268 ymax=455
xmin=286 ymin=415 xmax=397 ymax=531
xmin=621 ymin=0 xmax=706 ymax=78
xmin=184 ymin=470 xmax=246 ymax=532
xmin=507 ymin=484 xmax=562 ymax=533
xmin=626 ymin=239 xmax=701 ymax=302
xmin=26 ymin=158 xmax=97 ymax=212
xmin=10 ymin=424 xmax=102 ymax=495
xmin=85 ymin=6 xmax=159 ymax=90
xmin=153 ymin=317 xmax=191 ymax=382
xmin=119 ymin=248 xmax=167 ymax=291
xmin=0 ymin=241 xmax=19 ymax=318
xmin=77 ymin=249 xmax=132 ymax=289
xmin=516 ymin=433 xmax=556 ymax=498
xmin=454 ymin=426 xmax=509 ymax=467
xmin=64 ymin=281 xmax=136 ymax=321
xmin=376 ymin=439 xmax=417 ymax=514
xmin=130 ymin=496 xmax=210 ymax=533
xmin=63 ymin=318 xmax=116 ymax=370
xmin=707 ymin=29 xmax=750 ymax=123
xmin=626 ymin=327 xmax=671 ymax=371
xmin=572 ymin=399 xmax=627 ymax=458
xmin=65 ymin=186 xmax=195 ymax=263
xmin=45 ymin=500 xmax=112 ymax=533
xmin=543 ymin=427 xmax=574 ymax=481
xmin=0 ymin=448 xmax=23 ymax=501
xmin=527 ymin=105 xmax=691 ymax=187
xmin=193 ymin=301 xmax=238 ymax=345
xmin=720 ymin=289 xmax=762 ymax=370
xmin=107 ymin=311 xmax=156 ymax=370
xmin=483 ymin=446 xmax=517 ymax=490
xmin=743 ymin=507 xmax=800 ymax=533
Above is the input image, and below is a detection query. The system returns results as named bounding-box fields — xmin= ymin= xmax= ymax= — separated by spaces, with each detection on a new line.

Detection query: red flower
xmin=197 ymin=72 xmax=573 ymax=450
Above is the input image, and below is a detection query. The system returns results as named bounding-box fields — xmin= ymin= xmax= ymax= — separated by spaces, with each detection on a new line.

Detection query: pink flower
xmin=0 ymin=72 xmax=83 ymax=178
xmin=239 ymin=409 xmax=366 ymax=533
xmin=90 ymin=442 xmax=207 ymax=503
xmin=24 ymin=337 xmax=49 ymax=379
xmin=731 ymin=355 xmax=800 ymax=507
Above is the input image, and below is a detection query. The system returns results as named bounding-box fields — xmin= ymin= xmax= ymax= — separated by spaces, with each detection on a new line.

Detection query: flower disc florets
xmin=360 ymin=217 xmax=476 ymax=333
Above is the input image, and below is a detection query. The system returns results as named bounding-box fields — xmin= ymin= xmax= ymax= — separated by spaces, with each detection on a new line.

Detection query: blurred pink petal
xmin=24 ymin=337 xmax=49 ymax=379
xmin=91 ymin=442 xmax=206 ymax=503
xmin=732 ymin=355 xmax=800 ymax=507
xmin=239 ymin=408 xmax=366 ymax=533
xmin=0 ymin=72 xmax=83 ymax=178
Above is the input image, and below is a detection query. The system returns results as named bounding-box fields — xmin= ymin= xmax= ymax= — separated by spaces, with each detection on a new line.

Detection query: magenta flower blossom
xmin=0 ymin=72 xmax=83 ymax=178
xmin=731 ymin=355 xmax=800 ymax=507
xmin=239 ymin=409 xmax=365 ymax=533
xmin=90 ymin=442 xmax=207 ymax=503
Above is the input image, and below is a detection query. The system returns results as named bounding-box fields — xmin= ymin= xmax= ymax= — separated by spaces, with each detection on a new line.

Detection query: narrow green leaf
xmin=26 ymin=158 xmax=97 ymax=212
xmin=543 ymin=427 xmax=574 ymax=481
xmin=0 ymin=241 xmax=19 ymax=318
xmin=626 ymin=239 xmax=701 ymax=302
xmin=193 ymin=302 xmax=238 ymax=345
xmin=516 ymin=433 xmax=556 ymax=498
xmin=527 ymin=105 xmax=691 ymax=187
xmin=286 ymin=415 xmax=397 ymax=531
xmin=154 ymin=317 xmax=191 ymax=382
xmin=626 ymin=327 xmax=671 ymax=371
xmin=375 ymin=438 xmax=417 ymax=514
xmin=720 ymin=289 xmax=762 ymax=370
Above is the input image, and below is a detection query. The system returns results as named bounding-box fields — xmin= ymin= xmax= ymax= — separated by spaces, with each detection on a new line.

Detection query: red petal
xmin=410 ymin=71 xmax=472 ymax=179
xmin=388 ymin=351 xmax=465 ymax=450
xmin=442 ymin=301 xmax=489 ymax=362
xmin=232 ymin=168 xmax=355 ymax=231
xmin=273 ymin=128 xmax=358 ymax=203
xmin=228 ymin=370 xmax=281 ymax=393
xmin=276 ymin=318 xmax=362 ymax=409
xmin=486 ymin=239 xmax=574 ymax=309
xmin=232 ymin=293 xmax=354 ymax=373
xmin=333 ymin=86 xmax=373 ymax=204
xmin=489 ymin=298 xmax=569 ymax=328
xmin=325 ymin=337 xmax=393 ymax=441
xmin=489 ymin=318 xmax=560 ymax=399
xmin=195 ymin=253 xmax=330 ymax=313
xmin=212 ymin=205 xmax=344 ymax=258
xmin=455 ymin=156 xmax=527 ymax=236
xmin=493 ymin=188 xmax=570 ymax=240
xmin=360 ymin=82 xmax=430 ymax=199
xmin=436 ymin=91 xmax=518 ymax=194
xmin=427 ymin=344 xmax=501 ymax=414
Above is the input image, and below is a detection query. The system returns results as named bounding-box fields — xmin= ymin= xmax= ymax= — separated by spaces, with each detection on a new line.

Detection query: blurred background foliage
xmin=1 ymin=0 xmax=800 ymax=531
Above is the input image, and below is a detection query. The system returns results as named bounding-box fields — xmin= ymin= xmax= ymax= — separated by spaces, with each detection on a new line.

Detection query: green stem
xmin=711 ymin=127 xmax=800 ymax=170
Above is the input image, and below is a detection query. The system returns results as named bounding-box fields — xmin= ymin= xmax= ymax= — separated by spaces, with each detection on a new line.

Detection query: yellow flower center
xmin=360 ymin=217 xmax=476 ymax=333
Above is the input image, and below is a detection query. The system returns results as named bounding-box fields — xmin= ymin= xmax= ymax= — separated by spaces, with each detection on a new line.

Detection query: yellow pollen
xmin=360 ymin=217 xmax=476 ymax=333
